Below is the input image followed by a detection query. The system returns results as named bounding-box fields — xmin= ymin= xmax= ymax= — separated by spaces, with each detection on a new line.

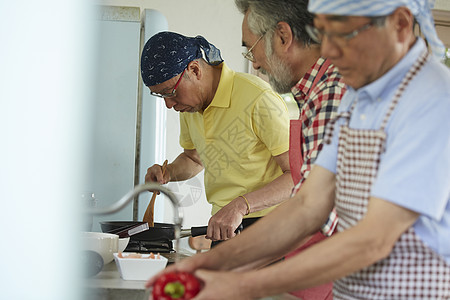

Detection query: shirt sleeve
xmin=321 ymin=208 xmax=338 ymax=236
xmin=252 ymin=90 xmax=290 ymax=157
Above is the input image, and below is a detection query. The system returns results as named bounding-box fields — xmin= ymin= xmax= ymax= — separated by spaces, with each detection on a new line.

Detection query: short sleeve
xmin=371 ymin=87 xmax=450 ymax=220
xmin=252 ymin=91 xmax=290 ymax=156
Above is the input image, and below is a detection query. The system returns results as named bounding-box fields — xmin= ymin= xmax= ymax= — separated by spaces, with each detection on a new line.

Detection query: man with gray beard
xmin=235 ymin=0 xmax=346 ymax=299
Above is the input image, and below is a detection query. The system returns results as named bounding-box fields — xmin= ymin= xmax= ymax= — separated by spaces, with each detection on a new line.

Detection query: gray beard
xmin=263 ymin=54 xmax=294 ymax=94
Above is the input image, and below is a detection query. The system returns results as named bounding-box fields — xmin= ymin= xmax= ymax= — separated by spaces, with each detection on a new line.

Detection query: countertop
xmin=83 ymin=249 xmax=300 ymax=300
xmin=83 ymin=250 xmax=192 ymax=300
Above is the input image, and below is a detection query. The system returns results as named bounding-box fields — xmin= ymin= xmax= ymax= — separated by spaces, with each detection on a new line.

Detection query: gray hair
xmin=235 ymin=0 xmax=316 ymax=54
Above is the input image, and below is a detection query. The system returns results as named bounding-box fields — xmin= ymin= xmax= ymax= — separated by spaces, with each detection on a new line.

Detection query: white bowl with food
xmin=114 ymin=252 xmax=168 ymax=280
xmin=118 ymin=237 xmax=130 ymax=252
xmin=82 ymin=232 xmax=118 ymax=265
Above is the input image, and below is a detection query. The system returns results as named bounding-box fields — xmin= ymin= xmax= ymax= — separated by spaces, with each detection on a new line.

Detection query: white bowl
xmin=82 ymin=232 xmax=118 ymax=265
xmin=113 ymin=253 xmax=168 ymax=281
xmin=118 ymin=237 xmax=130 ymax=252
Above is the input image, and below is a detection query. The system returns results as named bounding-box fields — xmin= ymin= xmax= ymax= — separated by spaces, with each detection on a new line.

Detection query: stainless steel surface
xmin=180 ymin=229 xmax=191 ymax=239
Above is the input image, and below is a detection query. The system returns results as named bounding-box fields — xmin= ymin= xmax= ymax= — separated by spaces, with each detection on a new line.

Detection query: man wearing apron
xmin=146 ymin=1 xmax=450 ymax=299
xmin=235 ymin=1 xmax=346 ymax=298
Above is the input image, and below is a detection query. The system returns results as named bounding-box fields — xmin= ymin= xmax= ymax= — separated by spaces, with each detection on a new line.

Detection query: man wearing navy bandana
xmin=146 ymin=1 xmax=450 ymax=299
xmin=141 ymin=31 xmax=293 ymax=244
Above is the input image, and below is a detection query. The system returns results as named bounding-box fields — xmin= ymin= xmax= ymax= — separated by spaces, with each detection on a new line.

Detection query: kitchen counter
xmin=83 ymin=249 xmax=300 ymax=300
xmin=83 ymin=261 xmax=150 ymax=300
xmin=83 ymin=250 xmax=192 ymax=300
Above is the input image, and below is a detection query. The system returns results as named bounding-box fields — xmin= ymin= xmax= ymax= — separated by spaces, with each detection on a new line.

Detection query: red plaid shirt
xmin=291 ymin=57 xmax=346 ymax=236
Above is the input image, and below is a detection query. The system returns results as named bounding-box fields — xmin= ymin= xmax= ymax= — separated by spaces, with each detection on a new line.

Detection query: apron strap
xmin=290 ymin=58 xmax=332 ymax=184
xmin=309 ymin=59 xmax=332 ymax=96
xmin=379 ymin=50 xmax=429 ymax=131
xmin=324 ymin=50 xmax=429 ymax=145
xmin=323 ymin=110 xmax=351 ymax=145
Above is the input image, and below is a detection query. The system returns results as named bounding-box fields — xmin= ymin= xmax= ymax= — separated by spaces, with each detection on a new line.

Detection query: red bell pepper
xmin=152 ymin=271 xmax=201 ymax=300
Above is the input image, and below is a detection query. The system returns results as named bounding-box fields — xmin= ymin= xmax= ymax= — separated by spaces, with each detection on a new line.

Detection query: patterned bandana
xmin=140 ymin=31 xmax=224 ymax=86
xmin=308 ymin=0 xmax=445 ymax=59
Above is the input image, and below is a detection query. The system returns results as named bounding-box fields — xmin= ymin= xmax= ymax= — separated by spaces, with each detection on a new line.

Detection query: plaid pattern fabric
xmin=335 ymin=227 xmax=450 ymax=299
xmin=334 ymin=126 xmax=386 ymax=230
xmin=290 ymin=57 xmax=345 ymax=236
xmin=329 ymin=50 xmax=450 ymax=299
xmin=291 ymin=58 xmax=346 ymax=190
xmin=320 ymin=207 xmax=338 ymax=237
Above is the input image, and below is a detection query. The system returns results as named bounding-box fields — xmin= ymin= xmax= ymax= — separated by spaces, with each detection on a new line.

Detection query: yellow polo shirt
xmin=180 ymin=63 xmax=289 ymax=217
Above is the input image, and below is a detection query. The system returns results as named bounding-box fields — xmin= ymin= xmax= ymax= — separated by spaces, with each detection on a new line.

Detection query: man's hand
xmin=191 ymin=269 xmax=254 ymax=300
xmin=145 ymin=252 xmax=211 ymax=290
xmin=145 ymin=163 xmax=171 ymax=184
xmin=146 ymin=254 xmax=255 ymax=300
xmin=206 ymin=197 xmax=248 ymax=241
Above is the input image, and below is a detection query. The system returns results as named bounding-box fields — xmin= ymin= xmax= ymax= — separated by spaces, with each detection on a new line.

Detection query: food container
xmin=82 ymin=232 xmax=118 ymax=265
xmin=114 ymin=252 xmax=168 ymax=280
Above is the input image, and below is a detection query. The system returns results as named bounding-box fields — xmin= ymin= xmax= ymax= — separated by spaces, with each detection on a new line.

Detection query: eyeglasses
xmin=150 ymin=68 xmax=186 ymax=98
xmin=242 ymin=34 xmax=265 ymax=62
xmin=305 ymin=18 xmax=383 ymax=47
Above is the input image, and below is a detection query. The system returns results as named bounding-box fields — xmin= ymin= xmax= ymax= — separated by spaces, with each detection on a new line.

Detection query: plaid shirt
xmin=291 ymin=57 xmax=346 ymax=236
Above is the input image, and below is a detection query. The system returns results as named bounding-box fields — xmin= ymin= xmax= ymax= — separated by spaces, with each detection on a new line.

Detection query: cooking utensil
xmin=106 ymin=222 xmax=149 ymax=238
xmin=143 ymin=160 xmax=168 ymax=226
xmin=114 ymin=252 xmax=168 ymax=281
xmin=82 ymin=232 xmax=118 ymax=265
xmin=100 ymin=222 xmax=243 ymax=241
xmin=102 ymin=221 xmax=206 ymax=240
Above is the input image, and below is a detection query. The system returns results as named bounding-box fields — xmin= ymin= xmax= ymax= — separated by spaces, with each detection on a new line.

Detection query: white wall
xmin=97 ymin=0 xmax=247 ymax=73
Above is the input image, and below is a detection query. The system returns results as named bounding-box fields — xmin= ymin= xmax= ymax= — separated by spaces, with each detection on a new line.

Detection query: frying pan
xmin=100 ymin=221 xmax=243 ymax=242
xmin=100 ymin=221 xmax=208 ymax=242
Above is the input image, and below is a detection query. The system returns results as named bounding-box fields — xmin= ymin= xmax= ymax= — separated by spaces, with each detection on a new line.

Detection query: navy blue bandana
xmin=140 ymin=31 xmax=224 ymax=86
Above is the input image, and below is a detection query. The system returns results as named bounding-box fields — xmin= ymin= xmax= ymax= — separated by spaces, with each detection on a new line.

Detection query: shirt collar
xmin=351 ymin=38 xmax=427 ymax=102
xmin=291 ymin=57 xmax=327 ymax=103
xmin=208 ymin=62 xmax=233 ymax=109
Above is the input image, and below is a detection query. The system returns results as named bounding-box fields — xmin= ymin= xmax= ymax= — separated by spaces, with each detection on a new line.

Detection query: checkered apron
xmin=324 ymin=50 xmax=450 ymax=299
